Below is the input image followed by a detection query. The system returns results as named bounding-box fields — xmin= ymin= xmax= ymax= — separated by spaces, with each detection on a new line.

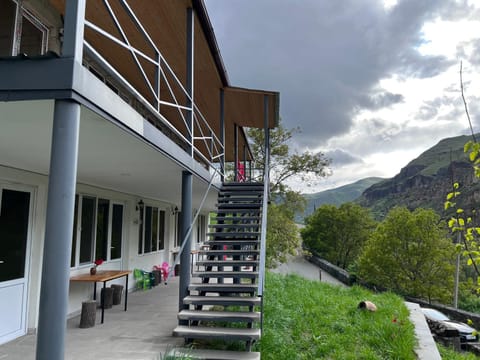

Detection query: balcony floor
xmin=0 ymin=277 xmax=184 ymax=360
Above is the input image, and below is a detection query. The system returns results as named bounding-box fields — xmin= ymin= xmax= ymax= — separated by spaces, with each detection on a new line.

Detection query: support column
xmin=234 ymin=124 xmax=238 ymax=181
xmin=36 ymin=100 xmax=80 ymax=360
xmin=186 ymin=7 xmax=194 ymax=157
xmin=178 ymin=171 xmax=193 ymax=322
xmin=264 ymin=95 xmax=270 ymax=183
xmin=36 ymin=1 xmax=84 ymax=358
xmin=220 ymin=89 xmax=225 ymax=182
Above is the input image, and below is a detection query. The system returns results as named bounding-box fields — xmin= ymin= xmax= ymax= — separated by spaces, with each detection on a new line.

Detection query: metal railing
xmin=83 ymin=0 xmax=224 ymax=174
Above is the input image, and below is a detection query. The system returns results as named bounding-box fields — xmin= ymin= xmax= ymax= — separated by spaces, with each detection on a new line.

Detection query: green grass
xmin=438 ymin=344 xmax=480 ymax=359
xmin=260 ymin=272 xmax=416 ymax=359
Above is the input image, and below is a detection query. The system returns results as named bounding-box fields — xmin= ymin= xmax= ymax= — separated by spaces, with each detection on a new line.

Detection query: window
xmin=71 ymin=195 xmax=124 ymax=267
xmin=138 ymin=205 xmax=166 ymax=255
xmin=0 ymin=0 xmax=48 ymax=57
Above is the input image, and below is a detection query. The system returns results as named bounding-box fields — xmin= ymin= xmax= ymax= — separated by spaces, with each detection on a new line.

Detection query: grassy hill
xmin=300 ymin=177 xmax=384 ymax=220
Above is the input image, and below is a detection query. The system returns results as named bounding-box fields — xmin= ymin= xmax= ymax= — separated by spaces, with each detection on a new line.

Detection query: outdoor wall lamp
xmin=136 ymin=199 xmax=144 ymax=211
xmin=171 ymin=206 xmax=178 ymax=215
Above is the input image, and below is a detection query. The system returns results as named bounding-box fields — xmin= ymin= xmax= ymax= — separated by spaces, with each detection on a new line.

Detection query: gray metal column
xmin=36 ymin=1 xmax=84 ymax=359
xmin=178 ymin=171 xmax=193 ymax=321
xmin=220 ymin=89 xmax=225 ymax=182
xmin=264 ymin=95 xmax=270 ymax=182
xmin=36 ymin=100 xmax=80 ymax=360
xmin=186 ymin=7 xmax=194 ymax=157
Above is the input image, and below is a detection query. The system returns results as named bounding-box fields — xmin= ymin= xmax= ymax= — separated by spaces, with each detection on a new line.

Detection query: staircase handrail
xmin=257 ymin=154 xmax=270 ymax=298
xmin=164 ymin=169 xmax=219 ymax=283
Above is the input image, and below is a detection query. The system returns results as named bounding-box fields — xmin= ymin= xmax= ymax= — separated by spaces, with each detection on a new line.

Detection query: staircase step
xmin=212 ymin=216 xmax=261 ymax=222
xmin=193 ymin=271 xmax=259 ymax=279
xmin=218 ymin=196 xmax=263 ymax=203
xmin=210 ymin=224 xmax=260 ymax=229
xmin=216 ymin=209 xmax=261 ymax=215
xmin=217 ymin=203 xmax=261 ymax=209
xmin=208 ymin=231 xmax=260 ymax=237
xmin=184 ymin=295 xmax=261 ymax=307
xmin=178 ymin=309 xmax=261 ymax=323
xmin=173 ymin=325 xmax=261 ymax=342
xmin=200 ymin=249 xmax=260 ymax=257
xmin=166 ymin=348 xmax=260 ymax=360
xmin=189 ymin=283 xmax=258 ymax=294
xmin=196 ymin=260 xmax=258 ymax=268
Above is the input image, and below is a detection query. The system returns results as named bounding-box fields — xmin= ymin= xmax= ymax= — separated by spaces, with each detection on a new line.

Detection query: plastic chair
xmin=159 ymin=262 xmax=172 ymax=284
xmin=133 ymin=268 xmax=151 ymax=290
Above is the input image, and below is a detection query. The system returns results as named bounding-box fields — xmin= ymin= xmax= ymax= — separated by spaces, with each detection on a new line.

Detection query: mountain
xmin=301 ymin=177 xmax=384 ymax=219
xmin=357 ymin=134 xmax=480 ymax=219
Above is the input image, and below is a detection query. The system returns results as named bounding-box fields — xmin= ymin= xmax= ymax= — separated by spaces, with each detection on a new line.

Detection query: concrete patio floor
xmin=0 ymin=276 xmax=184 ymax=360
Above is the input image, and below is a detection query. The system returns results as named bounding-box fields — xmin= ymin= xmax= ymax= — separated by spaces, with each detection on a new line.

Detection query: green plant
xmin=260 ymin=272 xmax=416 ymax=359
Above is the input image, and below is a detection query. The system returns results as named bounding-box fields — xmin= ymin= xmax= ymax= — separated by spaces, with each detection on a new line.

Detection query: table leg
xmin=101 ymin=281 xmax=106 ymax=324
xmin=124 ymin=274 xmax=128 ymax=311
xmin=93 ymin=282 xmax=97 ymax=301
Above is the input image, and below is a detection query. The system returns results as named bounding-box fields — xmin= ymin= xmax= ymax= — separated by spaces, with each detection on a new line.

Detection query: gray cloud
xmin=325 ymin=149 xmax=363 ymax=167
xmin=205 ymin=0 xmax=461 ymax=148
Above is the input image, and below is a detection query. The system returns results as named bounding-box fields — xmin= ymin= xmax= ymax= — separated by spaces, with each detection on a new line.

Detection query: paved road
xmin=271 ymin=255 xmax=346 ymax=287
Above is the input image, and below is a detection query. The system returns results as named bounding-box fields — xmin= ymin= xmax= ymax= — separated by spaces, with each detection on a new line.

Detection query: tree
xmin=247 ymin=119 xmax=330 ymax=267
xmin=301 ymin=203 xmax=376 ymax=269
xmin=357 ymin=207 xmax=455 ymax=303
xmin=265 ymin=204 xmax=301 ymax=268
xmin=247 ymin=120 xmax=330 ymax=194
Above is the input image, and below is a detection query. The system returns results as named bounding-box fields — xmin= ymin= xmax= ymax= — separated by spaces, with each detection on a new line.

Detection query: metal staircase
xmin=173 ymin=182 xmax=265 ymax=360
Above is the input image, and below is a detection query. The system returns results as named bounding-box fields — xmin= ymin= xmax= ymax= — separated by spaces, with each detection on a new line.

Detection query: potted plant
xmin=90 ymin=258 xmax=104 ymax=275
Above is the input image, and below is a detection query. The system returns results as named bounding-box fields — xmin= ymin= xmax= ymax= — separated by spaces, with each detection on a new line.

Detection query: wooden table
xmin=70 ymin=270 xmax=131 ymax=323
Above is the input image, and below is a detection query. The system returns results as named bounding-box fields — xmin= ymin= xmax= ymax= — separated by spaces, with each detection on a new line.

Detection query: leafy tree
xmin=301 ymin=203 xmax=376 ymax=269
xmin=357 ymin=207 xmax=455 ymax=303
xmin=265 ymin=204 xmax=301 ymax=268
xmin=247 ymin=120 xmax=330 ymax=194
xmin=247 ymin=119 xmax=330 ymax=268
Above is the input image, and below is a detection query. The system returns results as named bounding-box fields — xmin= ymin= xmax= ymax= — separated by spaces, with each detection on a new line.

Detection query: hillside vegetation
xmin=357 ymin=134 xmax=478 ymax=219
xmin=301 ymin=177 xmax=383 ymax=220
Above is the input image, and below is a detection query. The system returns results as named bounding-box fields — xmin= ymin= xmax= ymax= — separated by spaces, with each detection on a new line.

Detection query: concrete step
xmin=166 ymin=348 xmax=261 ymax=360
xmin=196 ymin=260 xmax=259 ymax=268
xmin=183 ymin=295 xmax=261 ymax=307
xmin=173 ymin=325 xmax=261 ymax=342
xmin=193 ymin=271 xmax=259 ymax=279
xmin=178 ymin=309 xmax=261 ymax=323
xmin=188 ymin=283 xmax=258 ymax=294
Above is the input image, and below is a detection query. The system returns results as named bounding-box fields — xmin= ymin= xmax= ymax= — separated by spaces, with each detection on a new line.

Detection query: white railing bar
xmin=193 ymin=103 xmax=223 ymax=146
xmin=119 ymin=0 xmax=160 ymax=55
xmin=84 ymin=41 xmax=193 ymax=148
xmin=158 ymin=99 xmax=191 ymax=111
xmin=103 ymin=0 xmax=158 ymax=103
xmin=165 ymin=168 xmax=221 ymax=283
xmin=161 ymin=69 xmax=191 ymax=136
xmin=84 ymin=20 xmax=157 ymax=66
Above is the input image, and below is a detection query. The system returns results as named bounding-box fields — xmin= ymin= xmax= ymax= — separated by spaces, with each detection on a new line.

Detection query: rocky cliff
xmin=357 ymin=134 xmax=480 ymax=219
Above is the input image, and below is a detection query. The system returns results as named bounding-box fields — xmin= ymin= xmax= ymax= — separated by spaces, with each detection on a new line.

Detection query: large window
xmin=138 ymin=205 xmax=166 ymax=255
xmin=71 ymin=195 xmax=124 ymax=267
xmin=0 ymin=0 xmax=48 ymax=57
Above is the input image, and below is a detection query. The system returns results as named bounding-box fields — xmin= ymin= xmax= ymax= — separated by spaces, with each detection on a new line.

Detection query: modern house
xmin=0 ymin=0 xmax=278 ymax=358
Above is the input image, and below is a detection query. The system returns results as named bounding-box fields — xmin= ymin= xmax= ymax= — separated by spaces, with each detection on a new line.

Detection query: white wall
xmin=0 ymin=166 xmax=179 ymax=331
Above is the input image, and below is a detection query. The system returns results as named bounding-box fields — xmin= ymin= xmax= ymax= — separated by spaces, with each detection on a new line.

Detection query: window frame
xmin=71 ymin=194 xmax=125 ymax=268
xmin=1 ymin=0 xmax=49 ymax=56
xmin=138 ymin=204 xmax=166 ymax=255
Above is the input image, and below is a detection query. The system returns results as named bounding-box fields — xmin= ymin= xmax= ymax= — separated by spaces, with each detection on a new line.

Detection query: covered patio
xmin=0 ymin=277 xmax=183 ymax=360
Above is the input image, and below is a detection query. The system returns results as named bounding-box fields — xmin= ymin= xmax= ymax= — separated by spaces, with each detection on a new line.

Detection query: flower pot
xmin=90 ymin=267 xmax=97 ymax=275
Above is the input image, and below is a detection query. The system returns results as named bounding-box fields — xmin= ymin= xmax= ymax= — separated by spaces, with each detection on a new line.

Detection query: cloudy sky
xmin=204 ymin=0 xmax=480 ymax=193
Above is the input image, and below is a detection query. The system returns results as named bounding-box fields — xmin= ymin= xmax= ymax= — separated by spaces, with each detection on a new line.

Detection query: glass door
xmin=0 ymin=185 xmax=32 ymax=345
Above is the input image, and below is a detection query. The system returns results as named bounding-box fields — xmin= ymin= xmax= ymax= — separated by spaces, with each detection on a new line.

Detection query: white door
xmin=0 ymin=186 xmax=32 ymax=345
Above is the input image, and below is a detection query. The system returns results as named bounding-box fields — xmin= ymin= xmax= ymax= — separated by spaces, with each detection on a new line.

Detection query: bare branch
xmin=460 ymin=61 xmax=476 ymax=143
